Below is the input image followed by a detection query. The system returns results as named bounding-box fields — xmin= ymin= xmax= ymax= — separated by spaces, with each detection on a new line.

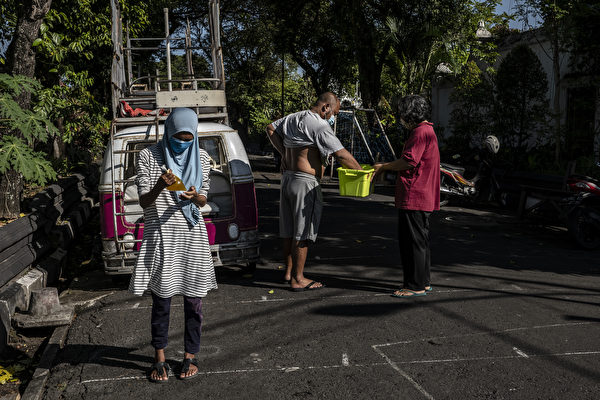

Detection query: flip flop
xmin=291 ymin=281 xmax=324 ymax=292
xmin=179 ymin=357 xmax=200 ymax=380
xmin=391 ymin=289 xmax=426 ymax=298
xmin=425 ymin=285 xmax=433 ymax=292
xmin=148 ymin=361 xmax=171 ymax=383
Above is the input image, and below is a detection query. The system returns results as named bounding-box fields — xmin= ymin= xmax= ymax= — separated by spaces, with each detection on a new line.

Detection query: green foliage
xmin=447 ymin=61 xmax=496 ymax=154
xmin=30 ymin=0 xmax=139 ymax=172
xmin=564 ymin=1 xmax=600 ymax=79
xmin=0 ymin=74 xmax=57 ymax=185
xmin=0 ymin=136 xmax=56 ymax=185
xmin=218 ymin=0 xmax=316 ymax=149
xmin=384 ymin=0 xmax=503 ymax=98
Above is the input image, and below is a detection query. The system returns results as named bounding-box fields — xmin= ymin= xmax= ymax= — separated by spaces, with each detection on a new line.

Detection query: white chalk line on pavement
xmin=372 ymin=346 xmax=435 ymax=400
xmin=76 ymin=348 xmax=600 ymax=386
xmin=513 ymin=346 xmax=529 ymax=358
xmin=99 ymin=290 xmax=474 ymax=312
xmin=77 ymin=361 xmax=390 ymax=384
xmin=373 ymin=321 xmax=597 ymax=347
xmin=371 ymin=321 xmax=600 ymax=399
xmin=394 ymin=350 xmax=600 ymax=365
xmin=99 ymin=285 xmax=592 ymax=312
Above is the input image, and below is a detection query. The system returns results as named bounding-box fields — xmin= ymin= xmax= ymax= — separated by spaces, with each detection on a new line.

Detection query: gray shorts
xmin=279 ymin=170 xmax=323 ymax=242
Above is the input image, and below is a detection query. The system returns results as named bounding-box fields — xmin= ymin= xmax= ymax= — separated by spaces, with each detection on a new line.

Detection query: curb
xmin=0 ymin=269 xmax=47 ymax=350
xmin=17 ymin=288 xmax=113 ymax=400
xmin=20 ymin=325 xmax=69 ymax=400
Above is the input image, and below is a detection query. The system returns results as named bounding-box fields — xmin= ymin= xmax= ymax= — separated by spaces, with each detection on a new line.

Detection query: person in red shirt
xmin=373 ymin=95 xmax=440 ymax=298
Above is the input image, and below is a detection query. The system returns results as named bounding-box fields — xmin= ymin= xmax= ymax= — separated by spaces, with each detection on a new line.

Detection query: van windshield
xmin=124 ymin=136 xmax=228 ymax=178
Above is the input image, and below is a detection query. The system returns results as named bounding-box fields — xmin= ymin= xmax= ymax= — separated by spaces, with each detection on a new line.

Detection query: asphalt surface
xmin=42 ymin=164 xmax=600 ymax=400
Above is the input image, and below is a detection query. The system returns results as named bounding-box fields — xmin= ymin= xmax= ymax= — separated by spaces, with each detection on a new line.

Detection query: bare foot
xmin=391 ymin=289 xmax=426 ymax=297
xmin=291 ymin=277 xmax=323 ymax=290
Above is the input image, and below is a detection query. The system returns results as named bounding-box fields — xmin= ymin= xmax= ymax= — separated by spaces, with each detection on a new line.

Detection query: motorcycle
xmin=564 ymin=172 xmax=600 ymax=249
xmin=440 ymin=135 xmax=501 ymax=206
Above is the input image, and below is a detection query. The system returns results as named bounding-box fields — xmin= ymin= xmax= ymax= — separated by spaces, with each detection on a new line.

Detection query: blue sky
xmin=496 ymin=0 xmax=543 ymax=30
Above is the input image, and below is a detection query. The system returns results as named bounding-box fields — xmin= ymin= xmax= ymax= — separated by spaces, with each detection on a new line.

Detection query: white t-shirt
xmin=271 ymin=110 xmax=344 ymax=163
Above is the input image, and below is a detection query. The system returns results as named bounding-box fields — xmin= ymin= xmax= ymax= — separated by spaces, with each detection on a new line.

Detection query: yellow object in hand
xmin=166 ymin=168 xmax=187 ymax=191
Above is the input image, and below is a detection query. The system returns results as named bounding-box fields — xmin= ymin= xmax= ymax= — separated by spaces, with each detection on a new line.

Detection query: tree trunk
xmin=0 ymin=170 xmax=24 ymax=219
xmin=52 ymin=117 xmax=66 ymax=159
xmin=347 ymin=0 xmax=387 ymax=109
xmin=0 ymin=0 xmax=52 ymax=219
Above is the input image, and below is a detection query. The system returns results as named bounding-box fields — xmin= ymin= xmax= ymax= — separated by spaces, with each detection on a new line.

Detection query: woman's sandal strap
xmin=149 ymin=361 xmax=171 ymax=383
xmin=181 ymin=358 xmax=198 ymax=373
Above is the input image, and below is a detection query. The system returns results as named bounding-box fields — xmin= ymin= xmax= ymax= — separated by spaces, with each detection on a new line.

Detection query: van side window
xmin=125 ymin=142 xmax=154 ymax=179
xmin=198 ymin=137 xmax=228 ymax=175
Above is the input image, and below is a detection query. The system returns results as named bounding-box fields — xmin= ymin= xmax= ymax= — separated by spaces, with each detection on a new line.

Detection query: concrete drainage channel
xmin=1 ymin=276 xmax=113 ymax=400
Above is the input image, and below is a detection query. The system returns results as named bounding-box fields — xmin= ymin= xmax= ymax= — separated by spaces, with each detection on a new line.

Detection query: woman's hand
xmin=157 ymin=170 xmax=176 ymax=189
xmin=371 ymin=163 xmax=386 ymax=182
xmin=180 ymin=186 xmax=207 ymax=207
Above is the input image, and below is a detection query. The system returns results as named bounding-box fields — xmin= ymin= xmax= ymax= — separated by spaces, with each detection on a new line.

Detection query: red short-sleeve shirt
xmin=395 ymin=122 xmax=440 ymax=211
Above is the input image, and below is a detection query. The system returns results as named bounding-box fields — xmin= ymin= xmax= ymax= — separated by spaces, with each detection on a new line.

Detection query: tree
xmin=258 ymin=0 xmax=356 ymax=98
xmin=494 ymin=43 xmax=550 ymax=167
xmin=0 ymin=0 xmax=53 ymax=219
xmin=563 ymin=1 xmax=600 ymax=166
xmin=515 ymin=0 xmax=573 ymax=165
xmin=448 ymin=61 xmax=496 ymax=153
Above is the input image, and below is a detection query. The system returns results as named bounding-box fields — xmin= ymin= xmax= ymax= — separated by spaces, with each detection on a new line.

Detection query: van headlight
xmin=227 ymin=223 xmax=239 ymax=240
xmin=123 ymin=233 xmax=135 ymax=250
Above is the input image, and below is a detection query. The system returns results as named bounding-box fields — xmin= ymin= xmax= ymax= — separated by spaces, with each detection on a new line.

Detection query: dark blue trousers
xmin=151 ymin=293 xmax=203 ymax=354
xmin=397 ymin=210 xmax=432 ymax=291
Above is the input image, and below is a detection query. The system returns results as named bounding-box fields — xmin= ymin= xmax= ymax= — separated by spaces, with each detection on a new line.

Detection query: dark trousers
xmin=151 ymin=293 xmax=203 ymax=354
xmin=397 ymin=210 xmax=431 ymax=291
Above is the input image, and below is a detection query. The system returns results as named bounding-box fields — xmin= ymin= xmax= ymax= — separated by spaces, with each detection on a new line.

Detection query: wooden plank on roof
xmin=155 ymin=90 xmax=226 ymax=108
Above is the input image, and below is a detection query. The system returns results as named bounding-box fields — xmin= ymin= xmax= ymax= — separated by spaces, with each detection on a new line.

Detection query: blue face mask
xmin=169 ymin=137 xmax=193 ymax=154
xmin=328 ymin=115 xmax=335 ymax=127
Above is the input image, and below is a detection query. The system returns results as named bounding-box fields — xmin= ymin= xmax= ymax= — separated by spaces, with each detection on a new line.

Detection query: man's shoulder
xmin=299 ymin=110 xmax=328 ymax=131
xmin=287 ymin=109 xmax=318 ymax=122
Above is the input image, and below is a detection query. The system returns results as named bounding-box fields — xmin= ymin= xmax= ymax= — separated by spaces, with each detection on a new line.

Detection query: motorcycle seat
xmin=568 ymin=174 xmax=600 ymax=186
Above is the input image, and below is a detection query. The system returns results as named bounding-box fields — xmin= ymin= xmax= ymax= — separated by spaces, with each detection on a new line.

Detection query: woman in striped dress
xmin=129 ymin=107 xmax=217 ymax=383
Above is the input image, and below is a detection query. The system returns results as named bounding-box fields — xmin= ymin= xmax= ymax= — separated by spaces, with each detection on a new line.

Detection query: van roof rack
xmin=110 ymin=0 xmax=227 ymax=125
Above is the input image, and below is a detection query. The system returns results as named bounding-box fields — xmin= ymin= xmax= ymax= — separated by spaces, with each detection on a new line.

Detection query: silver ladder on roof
xmin=107 ymin=1 xmax=227 ymax=264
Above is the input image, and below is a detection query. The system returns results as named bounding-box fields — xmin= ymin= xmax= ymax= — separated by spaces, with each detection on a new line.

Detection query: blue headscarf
xmin=160 ymin=108 xmax=202 ymax=226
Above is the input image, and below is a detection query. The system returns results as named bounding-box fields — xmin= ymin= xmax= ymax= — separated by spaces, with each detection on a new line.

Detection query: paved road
xmin=43 ymin=167 xmax=600 ymax=399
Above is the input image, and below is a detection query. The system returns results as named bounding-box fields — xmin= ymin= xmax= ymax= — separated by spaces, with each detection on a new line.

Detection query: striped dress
xmin=128 ymin=143 xmax=217 ymax=298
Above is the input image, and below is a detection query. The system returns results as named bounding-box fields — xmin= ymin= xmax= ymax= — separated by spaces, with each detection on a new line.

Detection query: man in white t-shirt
xmin=266 ymin=92 xmax=362 ymax=291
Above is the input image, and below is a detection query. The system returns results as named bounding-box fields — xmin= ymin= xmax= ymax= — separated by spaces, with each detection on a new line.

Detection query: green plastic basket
xmin=337 ymin=164 xmax=374 ymax=197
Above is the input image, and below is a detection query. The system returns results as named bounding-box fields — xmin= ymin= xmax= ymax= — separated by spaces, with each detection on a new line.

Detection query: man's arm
xmin=333 ymin=148 xmax=362 ymax=170
xmin=266 ymin=123 xmax=288 ymax=170
xmin=266 ymin=123 xmax=285 ymax=156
